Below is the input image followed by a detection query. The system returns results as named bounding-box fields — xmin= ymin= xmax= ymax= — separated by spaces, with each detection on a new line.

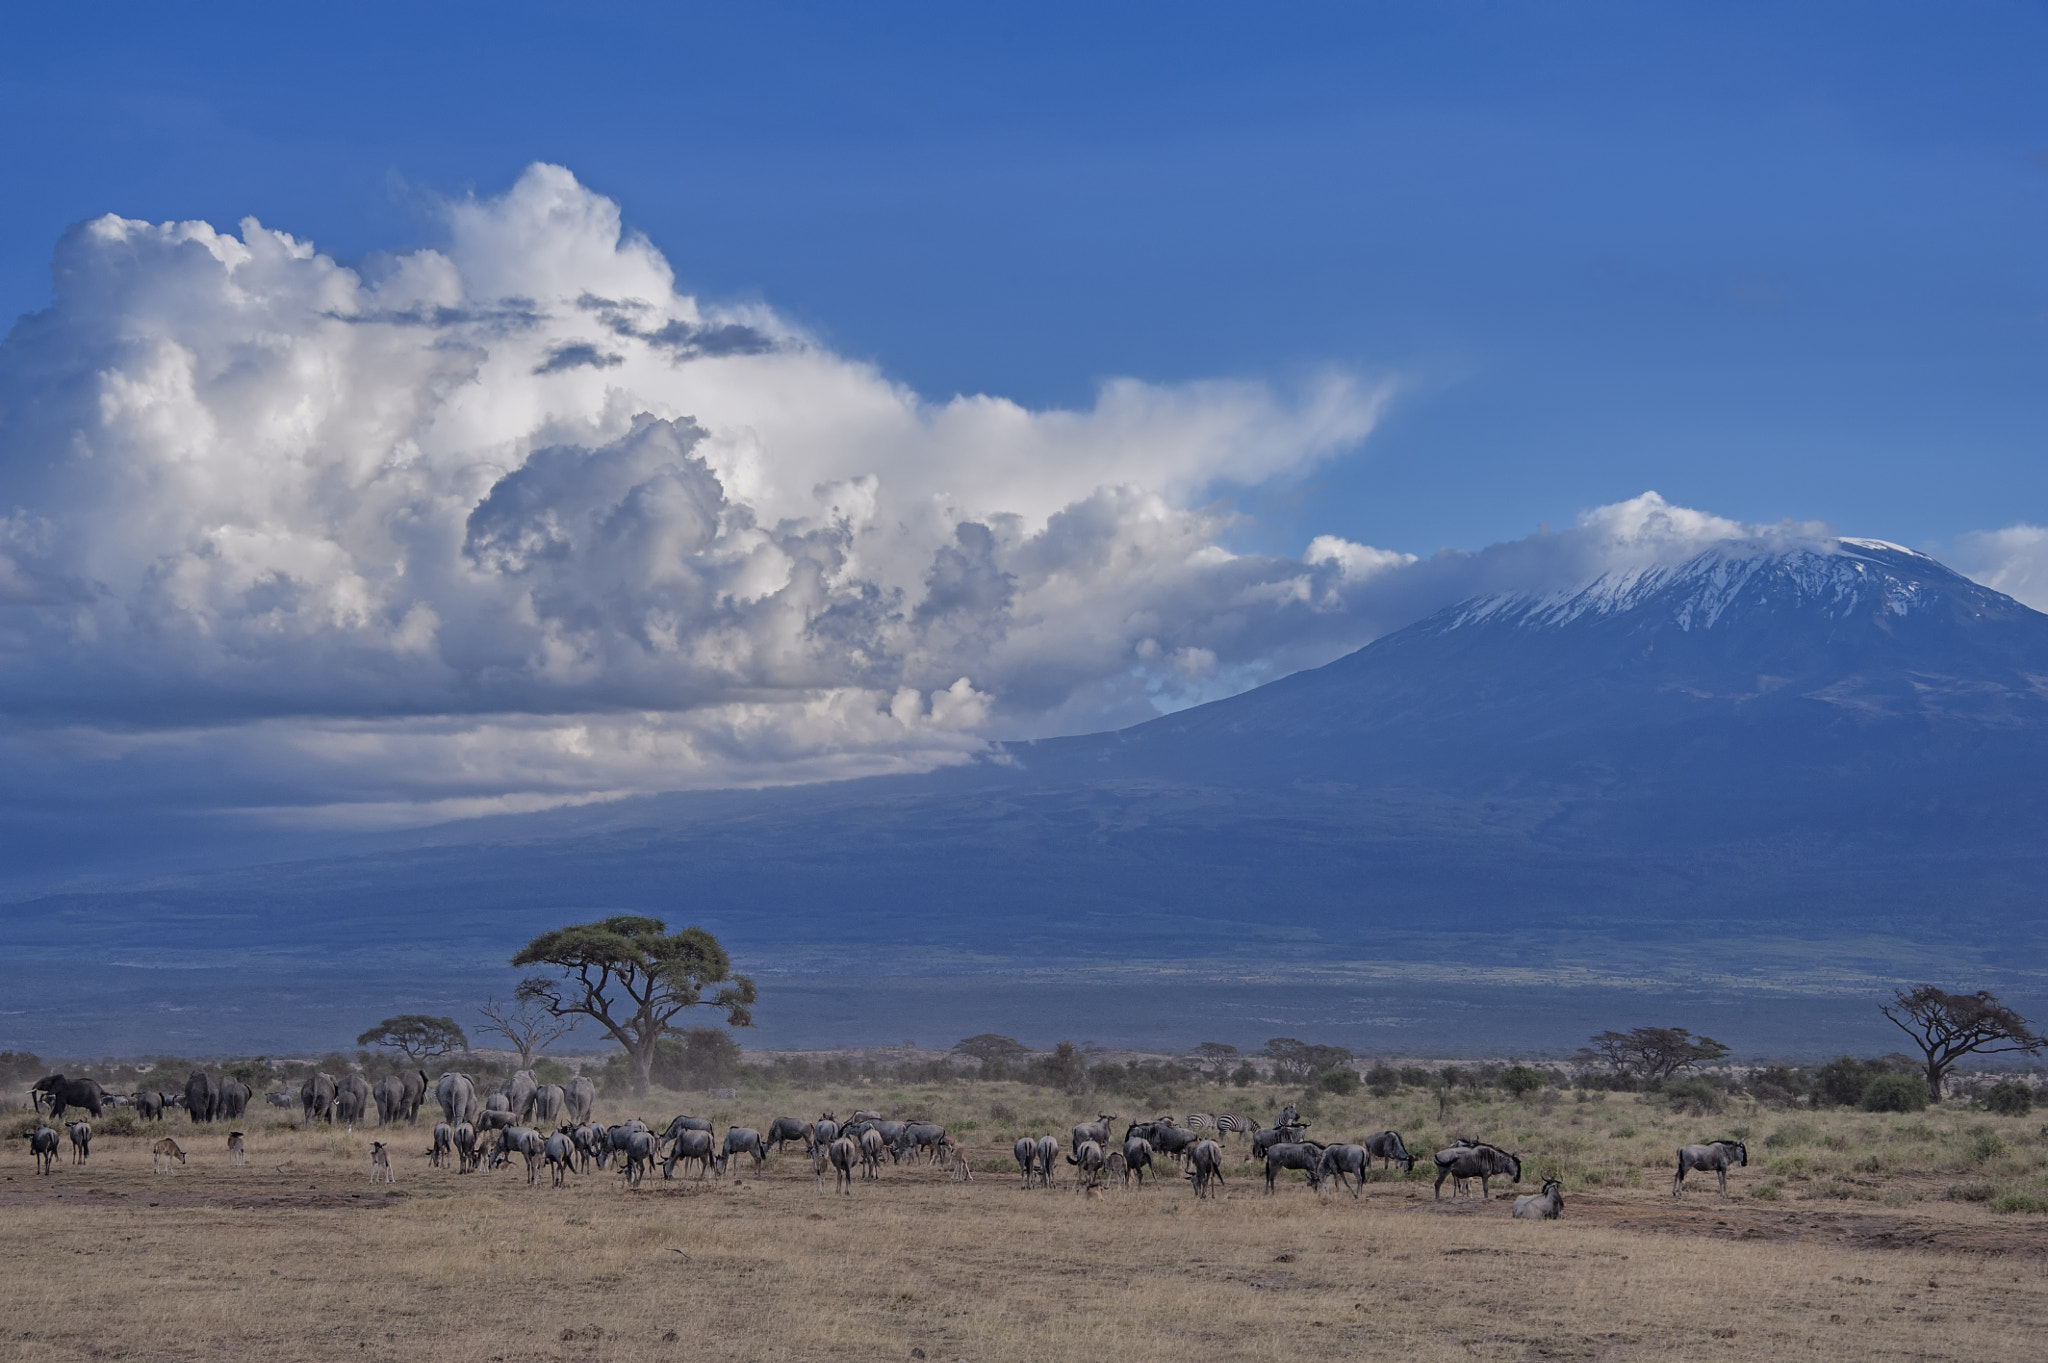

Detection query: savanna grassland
xmin=6 ymin=1079 xmax=2047 ymax=1363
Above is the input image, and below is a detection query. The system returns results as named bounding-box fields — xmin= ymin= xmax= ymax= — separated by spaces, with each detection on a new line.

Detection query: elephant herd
xmin=31 ymin=1071 xmax=252 ymax=1124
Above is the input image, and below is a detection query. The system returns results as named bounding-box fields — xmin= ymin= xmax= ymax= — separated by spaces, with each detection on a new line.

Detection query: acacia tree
xmin=1880 ymin=985 xmax=2045 ymax=1103
xmin=512 ymin=916 xmax=755 ymax=1096
xmin=355 ymin=1015 xmax=468 ymax=1061
xmin=952 ymin=1034 xmax=1030 ymax=1063
xmin=475 ymin=995 xmax=577 ymax=1070
xmin=1576 ymin=1027 xmax=1729 ymax=1081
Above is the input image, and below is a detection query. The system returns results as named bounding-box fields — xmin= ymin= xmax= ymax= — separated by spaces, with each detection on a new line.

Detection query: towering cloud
xmin=0 ymin=165 xmax=1897 ymax=825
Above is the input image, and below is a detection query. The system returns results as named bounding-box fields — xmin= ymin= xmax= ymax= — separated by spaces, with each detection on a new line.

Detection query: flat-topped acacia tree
xmin=512 ymin=916 xmax=755 ymax=1096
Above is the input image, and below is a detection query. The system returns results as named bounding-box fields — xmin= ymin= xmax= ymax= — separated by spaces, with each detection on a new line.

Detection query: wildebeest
xmin=69 ymin=1122 xmax=92 ymax=1164
xmin=1263 ymin=1141 xmax=1326 ymax=1194
xmin=828 ymin=1136 xmax=858 ymax=1193
xmin=434 ymin=1072 xmax=480 ymax=1128
xmin=32 ymin=1074 xmax=106 ymax=1120
xmin=153 ymin=1137 xmax=186 ymax=1173
xmin=898 ymin=1122 xmax=948 ymax=1163
xmin=1014 ymin=1137 xmax=1038 ymax=1187
xmin=663 ymin=1128 xmax=715 ymax=1181
xmin=764 ymin=1116 xmax=811 ymax=1155
xmin=28 ymin=1125 xmax=58 ymax=1174
xmin=1364 ymin=1130 xmax=1416 ymax=1171
xmin=430 ymin=1123 xmax=454 ymax=1168
xmin=1035 ymin=1135 xmax=1059 ymax=1187
xmin=1105 ymin=1149 xmax=1129 ymax=1189
xmin=716 ymin=1127 xmax=767 ymax=1176
xmin=661 ymin=1114 xmax=713 ymax=1145
xmin=1316 ymin=1143 xmax=1370 ymax=1197
xmin=858 ymin=1128 xmax=886 ymax=1179
xmin=499 ymin=1126 xmax=546 ymax=1185
xmin=1071 ymin=1114 xmax=1117 ymax=1157
xmin=1121 ymin=1137 xmax=1155 ymax=1187
xmin=543 ymin=1130 xmax=576 ymax=1186
xmin=1433 ymin=1143 xmax=1521 ymax=1200
xmin=370 ymin=1140 xmax=395 ymax=1184
xmin=1514 ymin=1179 xmax=1565 ymax=1219
xmin=228 ymin=1131 xmax=247 ymax=1165
xmin=1248 ymin=1124 xmax=1309 ymax=1162
xmin=563 ymin=1075 xmax=596 ymax=1125
xmin=1184 ymin=1139 xmax=1225 ymax=1197
xmin=811 ymin=1117 xmax=841 ymax=1155
xmin=453 ymin=1122 xmax=481 ymax=1173
xmin=1068 ymin=1139 xmax=1107 ymax=1190
xmin=301 ymin=1072 xmax=338 ymax=1124
xmin=1673 ymin=1140 xmax=1748 ymax=1197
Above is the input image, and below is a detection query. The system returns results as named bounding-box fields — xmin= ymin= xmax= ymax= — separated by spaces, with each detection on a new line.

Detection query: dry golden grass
xmin=5 ymin=1084 xmax=2046 ymax=1362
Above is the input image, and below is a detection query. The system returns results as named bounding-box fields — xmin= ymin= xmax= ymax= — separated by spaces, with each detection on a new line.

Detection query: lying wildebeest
xmin=1121 ymin=1137 xmax=1155 ymax=1187
xmin=430 ymin=1122 xmax=454 ymax=1168
xmin=1068 ymin=1139 xmax=1107 ymax=1189
xmin=228 ymin=1131 xmax=247 ymax=1165
xmin=370 ymin=1140 xmax=395 ymax=1184
xmin=1514 ymin=1179 xmax=1565 ymax=1220
xmin=32 ymin=1074 xmax=106 ymax=1120
xmin=69 ymin=1122 xmax=92 ymax=1164
xmin=1036 ymin=1135 xmax=1060 ymax=1187
xmin=29 ymin=1125 xmax=58 ymax=1174
xmin=1263 ymin=1141 xmax=1326 ymax=1194
xmin=664 ymin=1128 xmax=715 ymax=1181
xmin=1316 ymin=1143 xmax=1370 ymax=1197
xmin=1071 ymin=1114 xmax=1117 ymax=1157
xmin=716 ymin=1127 xmax=767 ymax=1176
xmin=1673 ymin=1140 xmax=1748 ymax=1198
xmin=1184 ymin=1138 xmax=1225 ymax=1197
xmin=153 ymin=1137 xmax=186 ymax=1173
xmin=828 ymin=1136 xmax=858 ymax=1194
xmin=1433 ymin=1143 xmax=1521 ymax=1200
xmin=1014 ymin=1137 xmax=1039 ymax=1188
xmin=1364 ymin=1130 xmax=1416 ymax=1171
xmin=764 ymin=1116 xmax=812 ymax=1155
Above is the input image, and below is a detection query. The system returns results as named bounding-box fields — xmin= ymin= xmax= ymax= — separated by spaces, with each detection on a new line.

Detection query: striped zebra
xmin=1185 ymin=1112 xmax=1215 ymax=1135
xmin=1213 ymin=1114 xmax=1257 ymax=1144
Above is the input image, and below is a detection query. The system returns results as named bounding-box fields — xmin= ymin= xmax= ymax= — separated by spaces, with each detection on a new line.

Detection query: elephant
xmin=301 ymin=1072 xmax=338 ymax=1124
xmin=31 ymin=1075 xmax=106 ymax=1120
xmin=435 ymin=1072 xmax=480 ymax=1128
xmin=217 ymin=1079 xmax=252 ymax=1120
xmin=133 ymin=1091 xmax=165 ymax=1121
xmin=185 ymin=1071 xmax=220 ymax=1123
xmin=563 ymin=1075 xmax=595 ymax=1124
xmin=501 ymin=1070 xmax=538 ymax=1121
xmin=399 ymin=1069 xmax=429 ymax=1123
xmin=372 ymin=1075 xmax=407 ymax=1125
xmin=334 ymin=1074 xmax=373 ymax=1126
xmin=530 ymin=1084 xmax=565 ymax=1125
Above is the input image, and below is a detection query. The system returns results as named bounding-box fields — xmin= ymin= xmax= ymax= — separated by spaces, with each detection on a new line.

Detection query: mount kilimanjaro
xmin=12 ymin=536 xmax=2048 ymax=1055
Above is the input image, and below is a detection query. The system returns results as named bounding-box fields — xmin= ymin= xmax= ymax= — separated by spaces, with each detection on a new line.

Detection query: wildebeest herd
xmin=20 ymin=1069 xmax=1752 ymax=1215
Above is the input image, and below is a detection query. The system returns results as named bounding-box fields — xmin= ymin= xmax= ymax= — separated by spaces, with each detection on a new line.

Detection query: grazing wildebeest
xmin=1263 ymin=1142 xmax=1326 ymax=1194
xmin=217 ymin=1079 xmax=252 ymax=1120
xmin=1121 ymin=1137 xmax=1155 ymax=1187
xmin=1036 ymin=1135 xmax=1059 ymax=1187
xmin=530 ymin=1084 xmax=566 ymax=1126
xmin=898 ymin=1123 xmax=948 ymax=1163
xmin=716 ymin=1127 xmax=767 ymax=1176
xmin=544 ymin=1130 xmax=576 ymax=1186
xmin=133 ymin=1091 xmax=165 ymax=1121
xmin=334 ymin=1074 xmax=373 ymax=1129
xmin=1317 ymin=1143 xmax=1370 ymax=1197
xmin=1184 ymin=1139 xmax=1225 ymax=1197
xmin=828 ymin=1136 xmax=858 ymax=1193
xmin=1364 ymin=1130 xmax=1416 ymax=1171
xmin=370 ymin=1140 xmax=395 ymax=1184
xmin=563 ymin=1075 xmax=596 ymax=1125
xmin=434 ymin=1072 xmax=480 ymax=1128
xmin=1068 ymin=1139 xmax=1107 ymax=1190
xmin=453 ymin=1122 xmax=481 ymax=1173
xmin=765 ymin=1116 xmax=811 ymax=1155
xmin=430 ymin=1123 xmax=454 ymax=1168
xmin=153 ymin=1137 xmax=186 ymax=1173
xmin=1014 ymin=1137 xmax=1038 ymax=1187
xmin=1071 ymin=1114 xmax=1117 ymax=1157
xmin=1105 ymin=1149 xmax=1129 ymax=1189
xmin=499 ymin=1126 xmax=546 ymax=1185
xmin=301 ymin=1072 xmax=338 ymax=1124
xmin=1144 ymin=1122 xmax=1199 ymax=1166
xmin=28 ymin=1126 xmax=58 ymax=1174
xmin=32 ymin=1075 xmax=106 ymax=1120
xmin=1433 ymin=1143 xmax=1521 ymax=1200
xmin=660 ymin=1114 xmax=713 ymax=1146
xmin=663 ymin=1128 xmax=715 ymax=1181
xmin=69 ymin=1122 xmax=92 ymax=1164
xmin=1248 ymin=1124 xmax=1309 ymax=1162
xmin=228 ymin=1131 xmax=247 ymax=1165
xmin=1673 ymin=1140 xmax=1748 ymax=1198
xmin=1514 ymin=1179 xmax=1565 ymax=1219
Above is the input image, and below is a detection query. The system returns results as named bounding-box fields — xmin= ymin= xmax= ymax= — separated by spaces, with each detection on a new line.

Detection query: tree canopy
xmin=952 ymin=1034 xmax=1031 ymax=1062
xmin=1261 ymin=1037 xmax=1355 ymax=1082
xmin=355 ymin=1015 xmax=468 ymax=1061
xmin=1576 ymin=1026 xmax=1729 ymax=1081
xmin=475 ymin=995 xmax=577 ymax=1069
xmin=512 ymin=915 xmax=755 ymax=1096
xmin=1880 ymin=984 xmax=2045 ymax=1103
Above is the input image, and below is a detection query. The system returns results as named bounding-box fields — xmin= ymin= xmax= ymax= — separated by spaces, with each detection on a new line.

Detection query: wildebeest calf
xmin=228 ymin=1131 xmax=246 ymax=1166
xmin=69 ymin=1122 xmax=91 ymax=1165
xmin=153 ymin=1137 xmax=186 ymax=1173
xmin=369 ymin=1140 xmax=394 ymax=1184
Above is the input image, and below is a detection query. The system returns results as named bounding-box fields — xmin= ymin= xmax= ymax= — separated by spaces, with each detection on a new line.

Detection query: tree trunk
xmin=631 ymin=1043 xmax=654 ymax=1097
xmin=518 ymin=1044 xmax=537 ymax=1070
xmin=1925 ymin=1062 xmax=1945 ymax=1105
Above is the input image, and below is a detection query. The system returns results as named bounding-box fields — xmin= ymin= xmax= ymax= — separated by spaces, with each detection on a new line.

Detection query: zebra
xmin=1185 ymin=1112 xmax=1215 ymax=1135
xmin=1213 ymin=1114 xmax=1257 ymax=1144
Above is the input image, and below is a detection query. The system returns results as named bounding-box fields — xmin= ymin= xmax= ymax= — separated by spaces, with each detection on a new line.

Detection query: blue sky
xmin=5 ymin=1 xmax=2042 ymax=559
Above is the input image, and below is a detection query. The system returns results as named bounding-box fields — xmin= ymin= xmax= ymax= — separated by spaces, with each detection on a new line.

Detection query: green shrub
xmin=1229 ymin=1062 xmax=1258 ymax=1088
xmin=1945 ymin=1181 xmax=1994 ymax=1202
xmin=1315 ymin=1067 xmax=1361 ymax=1096
xmin=1663 ymin=1076 xmax=1723 ymax=1114
xmin=1815 ymin=1056 xmax=1874 ymax=1107
xmin=1502 ymin=1066 xmax=1544 ymax=1099
xmin=1984 ymin=1081 xmax=2034 ymax=1117
xmin=1991 ymin=1190 xmax=2048 ymax=1214
xmin=1860 ymin=1072 xmax=1927 ymax=1113
xmin=1364 ymin=1063 xmax=1400 ymax=1096
xmin=1969 ymin=1129 xmax=2008 ymax=1163
xmin=1764 ymin=1121 xmax=1817 ymax=1149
